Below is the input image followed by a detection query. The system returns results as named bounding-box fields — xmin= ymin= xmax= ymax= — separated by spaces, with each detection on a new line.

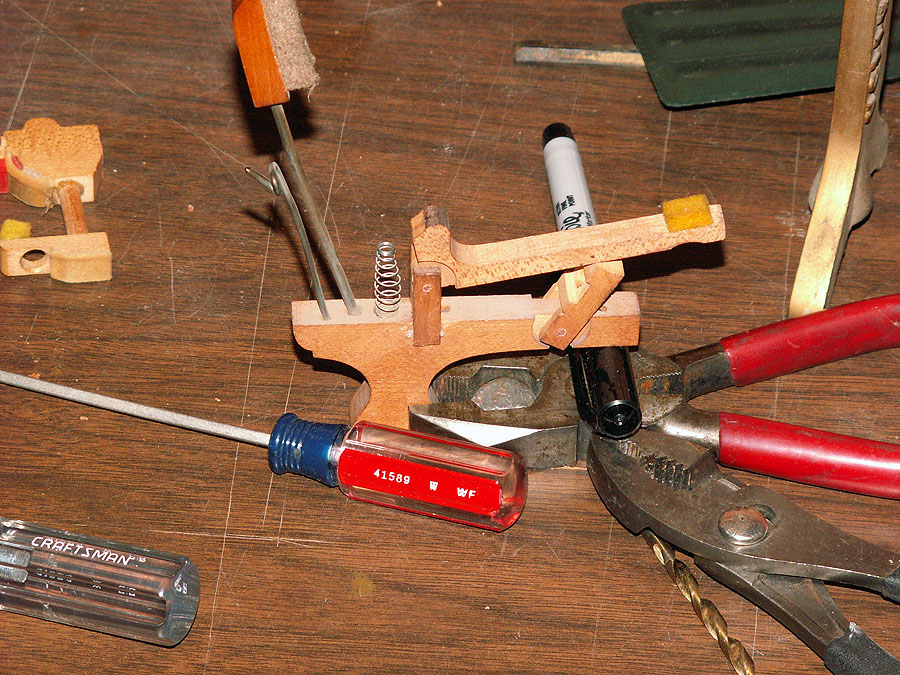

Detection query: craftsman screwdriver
xmin=0 ymin=517 xmax=199 ymax=646
xmin=0 ymin=370 xmax=527 ymax=531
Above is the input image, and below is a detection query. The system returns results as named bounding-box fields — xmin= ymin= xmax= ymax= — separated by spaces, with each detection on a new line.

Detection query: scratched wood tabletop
xmin=3 ymin=1 xmax=900 ymax=673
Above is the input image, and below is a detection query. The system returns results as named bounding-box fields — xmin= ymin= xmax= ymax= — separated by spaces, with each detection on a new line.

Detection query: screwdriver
xmin=0 ymin=369 xmax=527 ymax=532
xmin=0 ymin=517 xmax=199 ymax=646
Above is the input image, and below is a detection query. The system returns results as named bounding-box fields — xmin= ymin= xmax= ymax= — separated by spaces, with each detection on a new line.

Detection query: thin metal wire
xmin=373 ymin=241 xmax=401 ymax=317
xmin=0 ymin=369 xmax=271 ymax=448
xmin=245 ymin=162 xmax=329 ymax=319
xmin=642 ymin=530 xmax=756 ymax=675
xmin=270 ymin=103 xmax=360 ymax=315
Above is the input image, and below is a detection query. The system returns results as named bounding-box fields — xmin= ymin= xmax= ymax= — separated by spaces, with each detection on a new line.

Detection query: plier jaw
xmin=588 ymin=428 xmax=900 ymax=674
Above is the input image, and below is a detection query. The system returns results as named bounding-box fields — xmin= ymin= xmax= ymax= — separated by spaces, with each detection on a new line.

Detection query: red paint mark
xmin=11 ymin=154 xmax=22 ymax=170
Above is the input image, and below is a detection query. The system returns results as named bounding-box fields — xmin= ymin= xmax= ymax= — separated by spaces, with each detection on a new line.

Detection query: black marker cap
xmin=542 ymin=122 xmax=574 ymax=147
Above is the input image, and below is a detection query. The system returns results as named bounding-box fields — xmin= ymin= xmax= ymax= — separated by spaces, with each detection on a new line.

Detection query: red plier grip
xmin=719 ymin=414 xmax=900 ymax=499
xmin=721 ymin=294 xmax=900 ymax=386
xmin=713 ymin=294 xmax=900 ymax=498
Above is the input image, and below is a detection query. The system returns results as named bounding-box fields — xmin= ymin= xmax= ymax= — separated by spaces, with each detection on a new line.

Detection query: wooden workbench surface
xmin=3 ymin=1 xmax=900 ymax=673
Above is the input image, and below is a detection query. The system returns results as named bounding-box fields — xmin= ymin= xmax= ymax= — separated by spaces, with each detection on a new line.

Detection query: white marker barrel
xmin=542 ymin=122 xmax=597 ymax=231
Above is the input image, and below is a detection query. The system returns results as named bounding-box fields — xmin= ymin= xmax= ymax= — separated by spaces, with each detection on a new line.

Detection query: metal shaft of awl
xmin=271 ymin=103 xmax=360 ymax=315
xmin=0 ymin=369 xmax=270 ymax=448
xmin=245 ymin=163 xmax=330 ymax=319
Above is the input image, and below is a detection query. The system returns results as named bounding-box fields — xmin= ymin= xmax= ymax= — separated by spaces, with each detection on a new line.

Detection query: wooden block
xmin=3 ymin=118 xmax=102 ymax=208
xmin=233 ymin=0 xmax=290 ymax=107
xmin=412 ymin=264 xmax=443 ymax=346
xmin=292 ymin=292 xmax=640 ymax=428
xmin=0 ymin=232 xmax=112 ymax=283
xmin=535 ymin=261 xmax=624 ymax=349
xmin=411 ymin=203 xmax=725 ymax=288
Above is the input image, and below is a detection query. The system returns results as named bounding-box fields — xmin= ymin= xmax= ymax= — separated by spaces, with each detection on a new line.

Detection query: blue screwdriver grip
xmin=268 ymin=413 xmax=347 ymax=487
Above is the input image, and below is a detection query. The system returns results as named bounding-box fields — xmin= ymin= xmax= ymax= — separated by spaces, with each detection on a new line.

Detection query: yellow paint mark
xmin=662 ymin=194 xmax=713 ymax=232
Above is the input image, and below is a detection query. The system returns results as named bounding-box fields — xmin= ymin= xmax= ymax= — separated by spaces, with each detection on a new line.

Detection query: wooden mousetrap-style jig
xmin=291 ymin=195 xmax=725 ymax=429
xmin=0 ymin=117 xmax=110 ymax=283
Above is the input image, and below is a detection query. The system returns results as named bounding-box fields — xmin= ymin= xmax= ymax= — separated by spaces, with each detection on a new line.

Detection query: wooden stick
xmin=788 ymin=0 xmax=892 ymax=316
xmin=55 ymin=181 xmax=89 ymax=236
xmin=411 ymin=204 xmax=725 ymax=288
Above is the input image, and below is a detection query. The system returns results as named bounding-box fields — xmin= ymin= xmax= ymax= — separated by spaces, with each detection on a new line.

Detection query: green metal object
xmin=624 ymin=0 xmax=900 ymax=108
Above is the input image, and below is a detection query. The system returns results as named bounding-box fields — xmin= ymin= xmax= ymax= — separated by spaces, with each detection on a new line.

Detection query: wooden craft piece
xmin=534 ymin=261 xmax=624 ymax=349
xmin=412 ymin=264 xmax=443 ymax=346
xmin=3 ymin=118 xmax=102 ymax=207
xmin=789 ymin=0 xmax=892 ymax=317
xmin=0 ymin=232 xmax=111 ymax=282
xmin=1 ymin=118 xmax=110 ymax=282
xmin=293 ymin=292 xmax=640 ymax=429
xmin=411 ymin=202 xmax=725 ymax=288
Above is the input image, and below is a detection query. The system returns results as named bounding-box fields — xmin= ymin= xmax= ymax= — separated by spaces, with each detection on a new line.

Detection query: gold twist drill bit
xmin=642 ymin=530 xmax=756 ymax=675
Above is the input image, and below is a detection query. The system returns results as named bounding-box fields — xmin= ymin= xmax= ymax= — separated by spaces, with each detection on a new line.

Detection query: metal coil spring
xmin=374 ymin=241 xmax=402 ymax=316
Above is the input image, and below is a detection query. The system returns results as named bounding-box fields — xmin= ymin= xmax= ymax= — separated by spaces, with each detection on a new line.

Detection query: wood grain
xmin=2 ymin=1 xmax=900 ymax=674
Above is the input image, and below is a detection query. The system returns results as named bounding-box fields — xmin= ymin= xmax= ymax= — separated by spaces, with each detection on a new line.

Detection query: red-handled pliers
xmin=634 ymin=294 xmax=900 ymax=499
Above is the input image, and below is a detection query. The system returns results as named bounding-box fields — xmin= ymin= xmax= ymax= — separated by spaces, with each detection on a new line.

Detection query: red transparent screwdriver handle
xmin=268 ymin=415 xmax=528 ymax=531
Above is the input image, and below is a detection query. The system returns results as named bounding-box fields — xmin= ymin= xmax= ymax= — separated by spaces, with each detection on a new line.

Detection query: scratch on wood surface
xmin=443 ymin=54 xmax=507 ymax=201
xmin=168 ymin=257 xmax=177 ymax=325
xmin=284 ymin=360 xmax=297 ymax=413
xmin=204 ymin=228 xmax=272 ymax=672
xmin=324 ymin=83 xmax=356 ymax=249
xmin=150 ymin=529 xmax=333 ymax=546
xmin=5 ymin=1 xmax=53 ymax=131
xmin=277 ymin=490 xmax=287 ymax=546
xmin=24 ymin=313 xmax=39 ymax=344
xmin=590 ymin=520 xmax=615 ymax=657
xmin=790 ymin=97 xmax=805 ymax=217
xmin=658 ymin=110 xmax=672 ymax=194
xmin=261 ymin=474 xmax=275 ymax=527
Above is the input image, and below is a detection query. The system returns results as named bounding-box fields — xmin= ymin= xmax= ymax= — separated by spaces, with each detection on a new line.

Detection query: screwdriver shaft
xmin=0 ymin=369 xmax=270 ymax=448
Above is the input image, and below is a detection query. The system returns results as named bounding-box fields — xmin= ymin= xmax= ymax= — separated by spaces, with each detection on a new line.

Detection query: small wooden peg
xmin=55 ymin=181 xmax=89 ymax=235
xmin=412 ymin=264 xmax=443 ymax=346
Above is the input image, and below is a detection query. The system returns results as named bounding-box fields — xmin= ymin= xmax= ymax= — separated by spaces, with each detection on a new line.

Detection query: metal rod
xmin=0 ymin=369 xmax=271 ymax=448
xmin=270 ymin=103 xmax=360 ymax=315
xmin=245 ymin=163 xmax=330 ymax=319
xmin=514 ymin=45 xmax=645 ymax=69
